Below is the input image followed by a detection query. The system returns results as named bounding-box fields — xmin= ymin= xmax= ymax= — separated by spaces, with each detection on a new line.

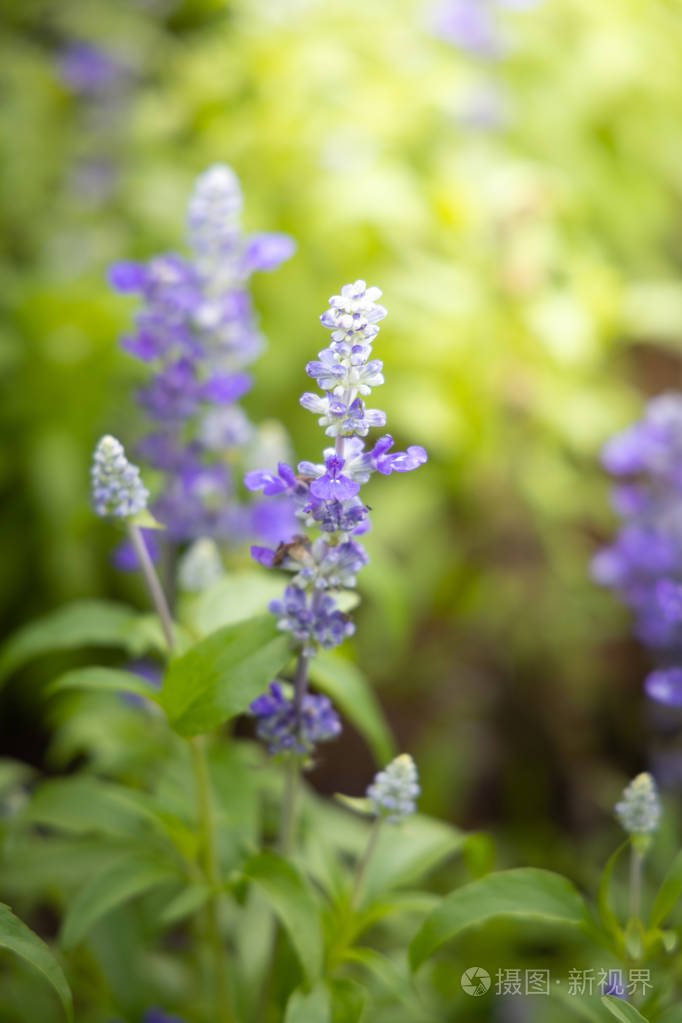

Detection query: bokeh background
xmin=2 ymin=0 xmax=682 ymax=878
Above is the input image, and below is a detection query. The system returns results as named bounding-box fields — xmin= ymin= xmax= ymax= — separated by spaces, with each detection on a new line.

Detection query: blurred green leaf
xmin=309 ymin=651 xmax=395 ymax=765
xmin=650 ymin=849 xmax=682 ymax=928
xmin=60 ymin=850 xmax=180 ymax=949
xmin=364 ymin=814 xmax=466 ymax=901
xmin=598 ymin=841 xmax=628 ymax=938
xmin=0 ymin=600 xmax=142 ymax=684
xmin=601 ymin=996 xmax=649 ymax=1023
xmin=160 ymin=614 xmax=291 ymax=737
xmin=285 ymin=982 xmax=331 ymax=1023
xmin=0 ymin=903 xmax=73 ymax=1022
xmin=242 ymin=850 xmax=323 ymax=983
xmin=409 ymin=868 xmax=589 ymax=971
xmin=190 ymin=571 xmax=286 ymax=635
xmin=46 ymin=666 xmax=159 ymax=700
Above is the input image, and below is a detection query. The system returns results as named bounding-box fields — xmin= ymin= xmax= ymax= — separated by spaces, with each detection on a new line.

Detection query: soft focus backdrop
xmin=2 ymin=0 xmax=682 ymax=875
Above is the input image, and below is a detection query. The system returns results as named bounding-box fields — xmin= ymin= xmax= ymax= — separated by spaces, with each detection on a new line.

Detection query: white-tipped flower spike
xmin=367 ymin=753 xmax=420 ymax=823
xmin=91 ymin=435 xmax=149 ymax=519
xmin=177 ymin=538 xmax=224 ymax=592
xmin=615 ymin=772 xmax=662 ymax=836
xmin=187 ymin=163 xmax=243 ymax=258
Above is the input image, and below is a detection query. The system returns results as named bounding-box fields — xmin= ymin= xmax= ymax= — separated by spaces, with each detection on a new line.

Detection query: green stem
xmin=190 ymin=736 xmax=235 ymax=1023
xmin=629 ymin=843 xmax=643 ymax=924
xmin=127 ymin=523 xmax=174 ymax=649
xmin=350 ymin=817 xmax=382 ymax=913
xmin=280 ymin=756 xmax=301 ymax=857
xmin=129 ymin=522 xmax=235 ymax=1021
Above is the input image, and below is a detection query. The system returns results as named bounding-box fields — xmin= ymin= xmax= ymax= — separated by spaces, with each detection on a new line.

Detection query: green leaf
xmin=46 ymin=666 xmax=160 ymax=700
xmin=285 ymin=982 xmax=331 ymax=1023
xmin=0 ymin=600 xmax=143 ymax=683
xmin=242 ymin=850 xmax=323 ymax=983
xmin=60 ymin=851 xmax=180 ymax=949
xmin=658 ymin=1007 xmax=682 ymax=1023
xmin=129 ymin=508 xmax=165 ymax=530
xmin=364 ymin=814 xmax=466 ymax=901
xmin=598 ymin=841 xmax=628 ymax=938
xmin=334 ymin=794 xmax=373 ymax=816
xmin=21 ymin=776 xmax=160 ymax=838
xmin=159 ymin=883 xmax=211 ymax=926
xmin=160 ymin=614 xmax=292 ymax=737
xmin=309 ymin=651 xmax=395 ymax=765
xmin=0 ymin=903 xmax=73 ymax=1021
xmin=601 ymin=996 xmax=649 ymax=1022
xmin=409 ymin=868 xmax=589 ymax=971
xmin=191 ymin=571 xmax=287 ymax=635
xmin=650 ymin=849 xmax=682 ymax=928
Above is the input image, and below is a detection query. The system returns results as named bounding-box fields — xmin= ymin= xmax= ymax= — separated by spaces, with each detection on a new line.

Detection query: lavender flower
xmin=247 ymin=281 xmax=426 ymax=756
xmin=615 ymin=773 xmax=661 ymax=837
xmin=57 ymin=42 xmax=127 ymax=96
xmin=430 ymin=0 xmax=545 ymax=58
xmin=110 ymin=165 xmax=296 ymax=549
xmin=91 ymin=435 xmax=148 ymax=519
xmin=593 ymin=394 xmax=682 ymax=706
xmin=246 ymin=280 xmax=427 ymax=659
xmin=367 ymin=754 xmax=420 ymax=823
xmin=250 ymin=682 xmax=341 ymax=755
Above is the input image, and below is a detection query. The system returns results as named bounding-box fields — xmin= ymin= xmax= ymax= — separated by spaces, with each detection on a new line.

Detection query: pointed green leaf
xmin=601 ymin=996 xmax=649 ymax=1022
xmin=21 ymin=776 xmax=163 ymax=839
xmin=160 ymin=614 xmax=291 ymax=737
xmin=650 ymin=849 xmax=682 ymax=927
xmin=242 ymin=851 xmax=323 ymax=982
xmin=60 ymin=851 xmax=180 ymax=948
xmin=285 ymin=982 xmax=331 ymax=1023
xmin=47 ymin=666 xmax=159 ymax=700
xmin=364 ymin=814 xmax=466 ymax=901
xmin=0 ymin=904 xmax=73 ymax=1021
xmin=191 ymin=572 xmax=287 ymax=635
xmin=0 ymin=601 xmax=142 ymax=684
xmin=409 ymin=868 xmax=589 ymax=971
xmin=160 ymin=883 xmax=211 ymax=926
xmin=309 ymin=651 xmax=395 ymax=765
xmin=598 ymin=841 xmax=628 ymax=938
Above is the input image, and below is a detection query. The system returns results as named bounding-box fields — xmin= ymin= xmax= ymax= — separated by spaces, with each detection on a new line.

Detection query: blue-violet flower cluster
xmin=614 ymin=772 xmax=661 ymax=837
xmin=367 ymin=754 xmax=421 ymax=823
xmin=592 ymin=394 xmax=682 ymax=707
xmin=91 ymin=435 xmax=148 ymax=520
xmin=247 ymin=280 xmax=427 ymax=753
xmin=110 ymin=164 xmax=296 ymax=551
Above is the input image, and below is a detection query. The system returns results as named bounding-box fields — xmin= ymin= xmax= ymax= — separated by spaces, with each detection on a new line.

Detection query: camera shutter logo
xmin=461 ymin=967 xmax=491 ymax=997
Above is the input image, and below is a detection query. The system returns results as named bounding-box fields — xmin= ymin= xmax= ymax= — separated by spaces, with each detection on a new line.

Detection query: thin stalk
xmin=335 ymin=435 xmax=345 ymax=458
xmin=279 ymin=756 xmax=302 ymax=857
xmin=129 ymin=522 xmax=235 ymax=1022
xmin=350 ymin=817 xmax=382 ymax=913
xmin=127 ymin=523 xmax=174 ymax=649
xmin=190 ymin=736 xmax=235 ymax=1023
xmin=629 ymin=843 xmax=643 ymax=923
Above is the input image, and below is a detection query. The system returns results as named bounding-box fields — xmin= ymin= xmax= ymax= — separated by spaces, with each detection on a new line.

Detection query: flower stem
xmin=190 ymin=736 xmax=235 ymax=1023
xmin=127 ymin=523 xmax=174 ymax=649
xmin=280 ymin=755 xmax=301 ymax=857
xmin=350 ymin=817 xmax=382 ymax=913
xmin=629 ymin=842 xmax=643 ymax=923
xmin=128 ymin=522 xmax=235 ymax=1022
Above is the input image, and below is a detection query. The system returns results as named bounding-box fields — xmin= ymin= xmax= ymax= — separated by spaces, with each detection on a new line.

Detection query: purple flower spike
xmin=110 ymin=164 xmax=295 ymax=547
xmin=309 ymin=456 xmax=360 ymax=501
xmin=250 ymin=681 xmax=341 ymax=755
xmin=246 ymin=280 xmax=426 ymax=755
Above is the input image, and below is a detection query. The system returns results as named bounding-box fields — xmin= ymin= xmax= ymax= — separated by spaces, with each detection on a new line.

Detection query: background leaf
xmin=0 ymin=600 xmax=142 ymax=683
xmin=409 ymin=868 xmax=589 ymax=971
xmin=285 ymin=982 xmax=331 ymax=1023
xmin=60 ymin=851 xmax=180 ymax=949
xmin=0 ymin=903 xmax=73 ymax=1021
xmin=309 ymin=651 xmax=395 ymax=765
xmin=160 ymin=614 xmax=292 ymax=737
xmin=650 ymin=849 xmax=682 ymax=928
xmin=601 ymin=996 xmax=649 ymax=1023
xmin=46 ymin=666 xmax=159 ymax=700
xmin=242 ymin=850 xmax=323 ymax=983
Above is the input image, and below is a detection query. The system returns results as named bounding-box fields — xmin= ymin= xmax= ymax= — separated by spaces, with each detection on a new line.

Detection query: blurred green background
xmin=1 ymin=0 xmax=682 ymax=870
